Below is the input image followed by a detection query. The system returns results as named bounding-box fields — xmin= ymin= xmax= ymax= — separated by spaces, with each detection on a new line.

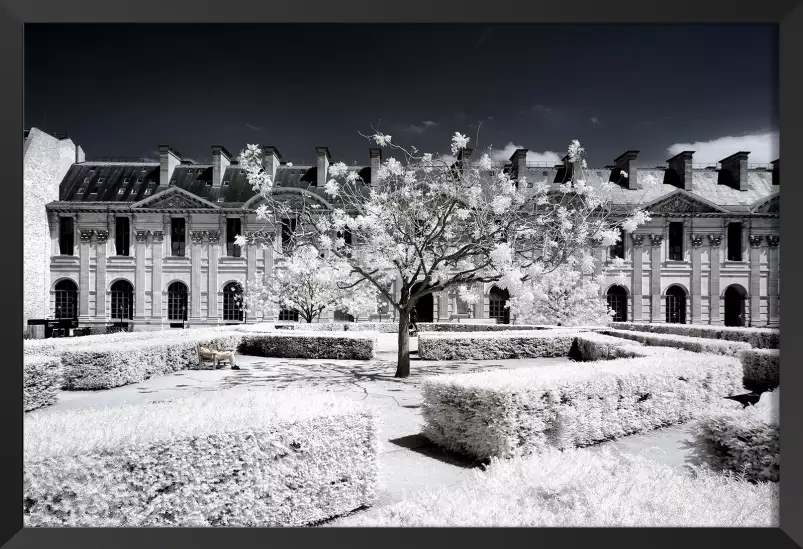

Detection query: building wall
xmin=23 ymin=128 xmax=84 ymax=327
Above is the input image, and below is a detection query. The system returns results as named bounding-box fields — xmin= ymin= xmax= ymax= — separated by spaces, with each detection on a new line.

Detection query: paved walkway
xmin=40 ymin=333 xmax=700 ymax=511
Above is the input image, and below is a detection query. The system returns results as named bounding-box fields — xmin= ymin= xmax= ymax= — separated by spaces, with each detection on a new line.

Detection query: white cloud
xmin=666 ymin=132 xmax=779 ymax=164
xmin=489 ymin=142 xmax=562 ymax=165
xmin=405 ymin=120 xmax=439 ymax=134
xmin=590 ymin=116 xmax=600 ymax=124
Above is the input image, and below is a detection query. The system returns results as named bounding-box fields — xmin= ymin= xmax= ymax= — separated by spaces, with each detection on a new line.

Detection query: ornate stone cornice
xmin=749 ymin=234 xmax=764 ymax=248
xmin=134 ymin=230 xmax=149 ymax=242
xmin=707 ymin=234 xmax=723 ymax=247
xmin=649 ymin=234 xmax=664 ymax=247
xmin=151 ymin=230 xmax=165 ymax=243
xmin=690 ymin=234 xmax=704 ymax=248
xmin=95 ymin=230 xmax=109 ymax=243
xmin=767 ymin=235 xmax=780 ymax=248
xmin=190 ymin=231 xmax=206 ymax=244
xmin=206 ymin=230 xmax=221 ymax=241
xmin=631 ymin=234 xmax=645 ymax=247
xmin=79 ymin=230 xmax=94 ymax=243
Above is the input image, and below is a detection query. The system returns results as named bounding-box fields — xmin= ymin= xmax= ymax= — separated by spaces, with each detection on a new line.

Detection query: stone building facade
xmin=41 ymin=143 xmax=780 ymax=330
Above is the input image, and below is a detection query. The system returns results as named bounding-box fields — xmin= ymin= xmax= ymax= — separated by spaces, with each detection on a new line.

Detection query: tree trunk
xmin=395 ymin=309 xmax=411 ymax=378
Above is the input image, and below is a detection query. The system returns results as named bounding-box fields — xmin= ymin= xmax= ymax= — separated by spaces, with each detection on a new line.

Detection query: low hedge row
xmin=609 ymin=322 xmax=779 ymax=349
xmin=61 ymin=333 xmax=241 ymax=390
xmin=239 ymin=332 xmax=376 ymax=360
xmin=421 ymin=347 xmax=743 ymax=460
xmin=741 ymin=349 xmax=780 ymax=391
xmin=570 ymin=332 xmax=646 ymax=362
xmin=24 ymin=389 xmax=380 ymax=527
xmin=417 ymin=330 xmax=579 ymax=360
xmin=598 ymin=329 xmax=752 ymax=357
xmin=23 ymin=356 xmax=62 ymax=412
xmin=275 ymin=322 xmax=552 ymax=334
xmin=691 ymin=389 xmax=779 ymax=483
xmin=332 ymin=446 xmax=777 ymax=527
xmin=417 ymin=323 xmax=549 ymax=332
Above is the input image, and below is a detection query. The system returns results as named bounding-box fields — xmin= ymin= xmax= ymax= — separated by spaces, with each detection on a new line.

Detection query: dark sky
xmin=24 ymin=24 xmax=778 ymax=167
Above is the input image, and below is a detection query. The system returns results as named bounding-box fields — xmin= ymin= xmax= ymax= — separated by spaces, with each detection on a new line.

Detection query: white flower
xmin=373 ymin=133 xmax=392 ymax=147
xmin=454 ymin=208 xmax=471 ymax=221
xmin=233 ymin=234 xmax=247 ymax=248
xmin=492 ymin=195 xmax=512 ymax=215
xmin=329 ymin=162 xmax=349 ymax=179
xmin=620 ymin=169 xmax=629 ymax=179
xmin=479 ymin=153 xmax=493 ymax=171
xmin=324 ymin=179 xmax=340 ymax=197
xmin=567 ymin=139 xmax=584 ymax=163
xmin=255 ymin=204 xmax=270 ymax=220
xmin=346 ymin=170 xmax=360 ymax=183
xmin=450 ymin=132 xmax=470 ymax=155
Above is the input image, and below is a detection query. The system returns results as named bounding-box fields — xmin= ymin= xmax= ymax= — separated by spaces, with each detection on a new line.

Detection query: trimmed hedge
xmin=741 ymin=349 xmax=780 ymax=391
xmin=417 ymin=323 xmax=549 ymax=333
xmin=61 ymin=333 xmax=242 ymax=390
xmin=691 ymin=389 xmax=779 ymax=483
xmin=23 ymin=356 xmax=62 ymax=412
xmin=571 ymin=332 xmax=646 ymax=361
xmin=417 ymin=330 xmax=578 ymax=360
xmin=598 ymin=329 xmax=752 ymax=357
xmin=24 ymin=389 xmax=380 ymax=527
xmin=332 ymin=447 xmax=777 ymax=527
xmin=238 ymin=332 xmax=376 ymax=360
xmin=421 ymin=347 xmax=743 ymax=460
xmin=609 ymin=322 xmax=779 ymax=349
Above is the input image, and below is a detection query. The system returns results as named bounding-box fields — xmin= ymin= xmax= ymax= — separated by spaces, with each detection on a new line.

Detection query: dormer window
xmin=170 ymin=179 xmax=177 ymax=185
xmin=239 ymin=170 xmax=244 ymax=174
xmin=144 ymin=189 xmax=152 ymax=196
xmin=83 ymin=178 xmax=90 ymax=184
xmin=223 ymin=180 xmax=230 ymax=186
xmin=98 ymin=178 xmax=106 ymax=184
xmin=206 ymin=181 xmax=212 ymax=186
xmin=77 ymin=188 xmax=86 ymax=194
xmin=188 ymin=169 xmax=194 ymax=174
xmin=141 ymin=168 xmax=147 ymax=172
xmin=137 ymin=178 xmax=143 ymax=183
xmin=217 ymin=198 xmax=224 ymax=203
xmin=123 ymin=178 xmax=130 ymax=183
xmin=117 ymin=189 xmax=125 ymax=195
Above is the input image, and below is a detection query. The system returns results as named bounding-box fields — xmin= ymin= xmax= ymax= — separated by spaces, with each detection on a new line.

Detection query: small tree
xmin=238 ymin=132 xmax=652 ymax=377
xmin=241 ymin=245 xmax=379 ymax=323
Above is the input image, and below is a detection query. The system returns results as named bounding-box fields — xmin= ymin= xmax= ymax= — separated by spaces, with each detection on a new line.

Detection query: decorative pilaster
xmin=245 ymin=232 xmax=257 ymax=294
xmin=438 ymin=291 xmax=449 ymax=321
xmin=95 ymin=230 xmax=109 ymax=319
xmin=151 ymin=231 xmax=164 ymax=322
xmin=767 ymin=235 xmax=780 ymax=327
xmin=690 ymin=234 xmax=704 ymax=324
xmin=207 ymin=230 xmax=221 ymax=321
xmin=649 ymin=235 xmax=664 ymax=323
xmin=631 ymin=234 xmax=645 ymax=322
xmin=134 ymin=230 xmax=148 ymax=321
xmin=47 ymin=211 xmax=59 ymax=257
xmin=190 ymin=231 xmax=204 ymax=322
xmin=708 ymin=234 xmax=723 ymax=324
xmin=78 ymin=230 xmax=93 ymax=320
xmin=163 ymin=214 xmax=171 ymax=254
xmin=746 ymin=234 xmax=763 ymax=326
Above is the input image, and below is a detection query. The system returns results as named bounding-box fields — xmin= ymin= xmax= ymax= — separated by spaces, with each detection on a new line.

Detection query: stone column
xmin=134 ymin=230 xmax=148 ymax=321
xmin=151 ymin=231 xmax=164 ymax=322
xmin=649 ymin=234 xmax=664 ymax=323
xmin=78 ymin=229 xmax=93 ymax=321
xmin=767 ymin=235 xmax=780 ymax=327
xmin=708 ymin=234 xmax=723 ymax=324
xmin=190 ymin=231 xmax=204 ymax=322
xmin=47 ymin=211 xmax=59 ymax=257
xmin=631 ymin=234 xmax=644 ymax=322
xmin=438 ymin=291 xmax=449 ymax=321
xmin=262 ymin=237 xmax=275 ymax=321
xmin=163 ymin=215 xmax=171 ymax=255
xmin=207 ymin=230 xmax=221 ymax=322
xmin=474 ymin=283 xmax=485 ymax=319
xmin=95 ymin=230 xmax=109 ymax=319
xmin=246 ymin=233 xmax=257 ymax=284
xmin=748 ymin=234 xmax=763 ymax=326
xmin=689 ymin=234 xmax=704 ymax=324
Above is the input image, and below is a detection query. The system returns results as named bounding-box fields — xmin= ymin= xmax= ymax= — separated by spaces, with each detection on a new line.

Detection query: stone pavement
xmin=39 ymin=333 xmax=700 ymax=511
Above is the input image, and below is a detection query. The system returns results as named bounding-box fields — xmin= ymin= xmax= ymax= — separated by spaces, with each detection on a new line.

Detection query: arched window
xmin=54 ymin=280 xmax=78 ymax=320
xmin=167 ymin=282 xmax=188 ymax=322
xmin=606 ymin=285 xmax=628 ymax=322
xmin=489 ymin=286 xmax=511 ymax=324
xmin=223 ymin=282 xmax=244 ymax=322
xmin=110 ymin=280 xmax=134 ymax=320
xmin=724 ymin=285 xmax=747 ymax=327
xmin=665 ymin=286 xmax=687 ymax=324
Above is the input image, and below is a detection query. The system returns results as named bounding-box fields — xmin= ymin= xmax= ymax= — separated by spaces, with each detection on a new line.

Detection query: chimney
xmin=262 ymin=146 xmax=282 ymax=181
xmin=771 ymin=159 xmax=779 ymax=186
xmin=613 ymin=150 xmax=640 ymax=190
xmin=211 ymin=145 xmax=231 ymax=188
xmin=316 ymin=146 xmax=331 ymax=188
xmin=369 ymin=147 xmax=382 ymax=185
xmin=719 ymin=152 xmax=749 ymax=191
xmin=510 ymin=148 xmax=528 ymax=182
xmin=159 ymin=145 xmax=182 ymax=187
xmin=666 ymin=150 xmax=694 ymax=191
xmin=76 ymin=145 xmax=86 ymax=163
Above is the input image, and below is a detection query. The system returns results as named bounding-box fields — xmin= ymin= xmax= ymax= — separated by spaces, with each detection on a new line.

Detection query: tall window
xmin=226 ymin=218 xmax=242 ymax=257
xmin=167 ymin=282 xmax=188 ymax=321
xmin=610 ymin=227 xmax=626 ymax=259
xmin=607 ymin=285 xmax=628 ymax=322
xmin=223 ymin=282 xmax=244 ymax=321
xmin=668 ymin=222 xmax=684 ymax=261
xmin=54 ymin=279 xmax=77 ymax=319
xmin=115 ymin=217 xmax=130 ymax=256
xmin=278 ymin=308 xmax=299 ymax=321
xmin=727 ymin=222 xmax=742 ymax=261
xmin=281 ymin=218 xmax=296 ymax=250
xmin=59 ymin=217 xmax=74 ymax=255
xmin=171 ymin=218 xmax=186 ymax=257
xmin=110 ymin=280 xmax=134 ymax=320
xmin=489 ymin=286 xmax=511 ymax=324
xmin=665 ymin=286 xmax=687 ymax=324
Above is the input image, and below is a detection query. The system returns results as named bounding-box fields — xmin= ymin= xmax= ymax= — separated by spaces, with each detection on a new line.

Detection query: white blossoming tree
xmin=241 ymin=245 xmax=379 ymax=323
xmin=238 ymin=131 xmax=652 ymax=377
